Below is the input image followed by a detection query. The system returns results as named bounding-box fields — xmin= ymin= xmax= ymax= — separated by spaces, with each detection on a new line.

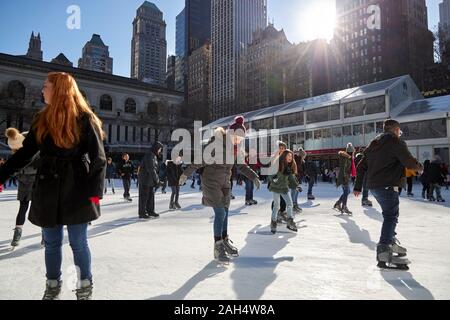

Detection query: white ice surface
xmin=0 ymin=180 xmax=449 ymax=300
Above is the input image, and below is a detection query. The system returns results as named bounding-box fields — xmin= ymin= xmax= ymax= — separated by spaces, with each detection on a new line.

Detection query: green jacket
xmin=337 ymin=151 xmax=352 ymax=187
xmin=269 ymin=171 xmax=298 ymax=194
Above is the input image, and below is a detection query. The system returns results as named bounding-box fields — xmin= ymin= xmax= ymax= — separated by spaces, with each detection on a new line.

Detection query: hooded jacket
xmin=337 ymin=151 xmax=352 ymax=187
xmin=138 ymin=141 xmax=163 ymax=187
xmin=354 ymin=132 xmax=422 ymax=191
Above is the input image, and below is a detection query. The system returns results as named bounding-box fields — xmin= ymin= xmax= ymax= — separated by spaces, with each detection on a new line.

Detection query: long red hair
xmin=34 ymin=72 xmax=103 ymax=149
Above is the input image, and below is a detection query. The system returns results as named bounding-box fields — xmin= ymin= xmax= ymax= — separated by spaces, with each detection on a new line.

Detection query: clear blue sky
xmin=0 ymin=0 xmax=441 ymax=78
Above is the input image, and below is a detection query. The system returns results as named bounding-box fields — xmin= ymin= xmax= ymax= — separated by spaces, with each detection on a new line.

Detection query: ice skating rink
xmin=0 ymin=181 xmax=449 ymax=300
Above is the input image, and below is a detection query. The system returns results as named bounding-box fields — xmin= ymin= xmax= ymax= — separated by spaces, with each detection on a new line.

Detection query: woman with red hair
xmin=0 ymin=72 xmax=106 ymax=300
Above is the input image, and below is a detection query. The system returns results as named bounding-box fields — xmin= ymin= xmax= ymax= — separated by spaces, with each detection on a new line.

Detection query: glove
xmin=297 ymin=186 xmax=303 ymax=193
xmin=179 ymin=174 xmax=188 ymax=186
xmin=253 ymin=178 xmax=261 ymax=191
xmin=89 ymin=196 xmax=100 ymax=205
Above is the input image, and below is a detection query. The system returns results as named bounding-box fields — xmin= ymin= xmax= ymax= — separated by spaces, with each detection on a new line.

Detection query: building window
xmin=276 ymin=112 xmax=304 ymax=128
xmin=401 ymin=119 xmax=447 ymax=141
xmin=108 ymin=124 xmax=112 ymax=143
xmin=125 ymin=98 xmax=137 ymax=113
xmin=125 ymin=126 xmax=129 ymax=141
xmin=117 ymin=125 xmax=121 ymax=142
xmin=344 ymin=100 xmax=364 ymax=118
xmin=7 ymin=80 xmax=25 ymax=99
xmin=133 ymin=126 xmax=136 ymax=143
xmin=365 ymin=96 xmax=385 ymax=114
xmin=100 ymin=94 xmax=113 ymax=111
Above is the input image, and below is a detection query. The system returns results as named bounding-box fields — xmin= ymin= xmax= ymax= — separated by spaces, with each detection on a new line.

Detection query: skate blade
xmin=377 ymin=262 xmax=409 ymax=271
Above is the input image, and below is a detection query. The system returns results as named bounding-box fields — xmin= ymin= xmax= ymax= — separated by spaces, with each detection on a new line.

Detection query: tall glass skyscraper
xmin=211 ymin=0 xmax=267 ymax=120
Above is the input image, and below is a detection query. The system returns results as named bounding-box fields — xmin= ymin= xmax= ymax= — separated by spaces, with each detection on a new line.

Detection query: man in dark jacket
xmin=354 ymin=119 xmax=423 ymax=269
xmin=354 ymin=148 xmax=372 ymax=207
xmin=104 ymin=157 xmax=116 ymax=194
xmin=138 ymin=141 xmax=163 ymax=219
xmin=304 ymin=158 xmax=318 ymax=200
xmin=428 ymin=155 xmax=445 ymax=202
xmin=118 ymin=153 xmax=134 ymax=201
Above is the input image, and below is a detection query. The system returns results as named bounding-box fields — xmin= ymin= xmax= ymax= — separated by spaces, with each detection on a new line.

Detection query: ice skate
xmin=277 ymin=211 xmax=287 ymax=223
xmin=139 ymin=213 xmax=151 ymax=220
xmin=293 ymin=205 xmax=302 ymax=213
xmin=422 ymin=190 xmax=426 ymax=199
xmin=361 ymin=198 xmax=373 ymax=207
xmin=333 ymin=201 xmax=342 ymax=213
xmin=407 ymin=192 xmax=414 ymax=197
xmin=223 ymin=236 xmax=239 ymax=257
xmin=42 ymin=280 xmax=62 ymax=300
xmin=11 ymin=227 xmax=22 ymax=247
xmin=437 ymin=196 xmax=445 ymax=203
xmin=75 ymin=279 xmax=93 ymax=300
xmin=342 ymin=206 xmax=353 ymax=216
xmin=174 ymin=202 xmax=181 ymax=209
xmin=392 ymin=237 xmax=407 ymax=257
xmin=214 ymin=240 xmax=230 ymax=265
xmin=230 ymin=194 xmax=235 ymax=200
xmin=112 ymin=188 xmax=115 ymax=194
xmin=377 ymin=244 xmax=410 ymax=270
xmin=307 ymin=194 xmax=315 ymax=200
xmin=169 ymin=203 xmax=176 ymax=211
xmin=270 ymin=220 xmax=277 ymax=234
xmin=250 ymin=199 xmax=258 ymax=205
xmin=245 ymin=200 xmax=253 ymax=206
xmin=148 ymin=212 xmax=160 ymax=219
xmin=286 ymin=218 xmax=298 ymax=232
xmin=429 ymin=196 xmax=436 ymax=202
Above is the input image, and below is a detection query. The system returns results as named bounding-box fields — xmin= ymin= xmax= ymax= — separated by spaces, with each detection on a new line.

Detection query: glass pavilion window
xmin=276 ymin=112 xmax=304 ymax=128
xmin=401 ymin=119 xmax=447 ymax=141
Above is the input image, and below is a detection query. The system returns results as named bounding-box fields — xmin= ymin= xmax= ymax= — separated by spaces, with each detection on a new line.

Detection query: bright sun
xmin=300 ymin=2 xmax=336 ymax=41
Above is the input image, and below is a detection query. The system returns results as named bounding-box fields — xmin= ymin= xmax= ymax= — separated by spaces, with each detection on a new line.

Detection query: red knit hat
xmin=228 ymin=116 xmax=246 ymax=136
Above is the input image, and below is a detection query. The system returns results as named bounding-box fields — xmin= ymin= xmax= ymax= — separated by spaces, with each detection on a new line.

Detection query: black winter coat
xmin=428 ymin=160 xmax=445 ymax=184
xmin=0 ymin=114 xmax=106 ymax=228
xmin=138 ymin=150 xmax=159 ymax=187
xmin=166 ymin=160 xmax=183 ymax=187
xmin=354 ymin=132 xmax=422 ymax=191
xmin=118 ymin=160 xmax=134 ymax=179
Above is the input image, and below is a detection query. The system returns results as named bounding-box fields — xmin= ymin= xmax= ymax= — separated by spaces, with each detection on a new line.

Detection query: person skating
xmin=420 ymin=160 xmax=431 ymax=199
xmin=354 ymin=148 xmax=373 ymax=206
xmin=166 ymin=154 xmax=183 ymax=210
xmin=428 ymin=155 xmax=446 ymax=202
xmin=304 ymin=156 xmax=318 ymax=200
xmin=244 ymin=149 xmax=259 ymax=206
xmin=354 ymin=119 xmax=423 ymax=270
xmin=292 ymin=148 xmax=306 ymax=213
xmin=179 ymin=117 xmax=261 ymax=264
xmin=269 ymin=149 xmax=299 ymax=234
xmin=5 ymin=128 xmax=44 ymax=248
xmin=404 ymin=168 xmax=417 ymax=197
xmin=138 ymin=142 xmax=163 ymax=219
xmin=118 ymin=153 xmax=134 ymax=201
xmin=334 ymin=143 xmax=354 ymax=215
xmin=0 ymin=72 xmax=106 ymax=299
xmin=104 ymin=157 xmax=116 ymax=194
xmin=157 ymin=157 xmax=168 ymax=194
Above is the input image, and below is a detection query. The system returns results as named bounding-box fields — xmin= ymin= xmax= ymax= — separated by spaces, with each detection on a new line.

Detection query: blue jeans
xmin=291 ymin=188 xmax=299 ymax=206
xmin=338 ymin=184 xmax=350 ymax=206
xmin=272 ymin=192 xmax=293 ymax=221
xmin=371 ymin=188 xmax=399 ymax=245
xmin=244 ymin=178 xmax=254 ymax=201
xmin=42 ymin=223 xmax=92 ymax=281
xmin=307 ymin=179 xmax=314 ymax=195
xmin=213 ymin=207 xmax=229 ymax=239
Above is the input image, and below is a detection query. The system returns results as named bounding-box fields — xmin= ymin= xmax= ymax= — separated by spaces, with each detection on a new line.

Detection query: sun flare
xmin=300 ymin=2 xmax=337 ymax=41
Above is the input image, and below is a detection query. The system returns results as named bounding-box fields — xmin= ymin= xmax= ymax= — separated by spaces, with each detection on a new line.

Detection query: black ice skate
xmin=245 ymin=200 xmax=253 ymax=206
xmin=270 ymin=220 xmax=277 ymax=234
xmin=42 ymin=280 xmax=62 ymax=300
xmin=307 ymin=194 xmax=315 ymax=200
xmin=75 ymin=279 xmax=93 ymax=300
xmin=214 ymin=240 xmax=230 ymax=264
xmin=437 ymin=196 xmax=445 ymax=203
xmin=392 ymin=237 xmax=407 ymax=257
xmin=169 ymin=203 xmax=176 ymax=211
xmin=376 ymin=244 xmax=410 ymax=270
xmin=11 ymin=227 xmax=22 ymax=247
xmin=429 ymin=196 xmax=436 ymax=202
xmin=293 ymin=205 xmax=302 ymax=213
xmin=361 ymin=199 xmax=373 ymax=207
xmin=333 ymin=201 xmax=342 ymax=213
xmin=230 ymin=194 xmax=235 ymax=200
xmin=407 ymin=193 xmax=414 ymax=197
xmin=174 ymin=202 xmax=181 ymax=209
xmin=223 ymin=236 xmax=239 ymax=257
xmin=249 ymin=199 xmax=258 ymax=205
xmin=342 ymin=206 xmax=353 ymax=216
xmin=148 ymin=212 xmax=160 ymax=219
xmin=277 ymin=211 xmax=287 ymax=223
xmin=286 ymin=218 xmax=298 ymax=232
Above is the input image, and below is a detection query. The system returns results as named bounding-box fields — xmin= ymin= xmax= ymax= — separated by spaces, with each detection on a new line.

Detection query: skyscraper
xmin=175 ymin=8 xmax=187 ymax=92
xmin=78 ymin=34 xmax=113 ymax=74
xmin=25 ymin=32 xmax=42 ymax=61
xmin=166 ymin=55 xmax=176 ymax=90
xmin=333 ymin=0 xmax=434 ymax=90
xmin=131 ymin=1 xmax=167 ymax=86
xmin=211 ymin=0 xmax=267 ymax=120
xmin=186 ymin=0 xmax=212 ymax=55
xmin=440 ymin=0 xmax=450 ymax=31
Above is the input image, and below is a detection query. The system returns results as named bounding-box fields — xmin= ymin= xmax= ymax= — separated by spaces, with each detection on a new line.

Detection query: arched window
xmin=125 ymin=98 xmax=136 ymax=113
xmin=147 ymin=101 xmax=158 ymax=116
xmin=7 ymin=80 xmax=25 ymax=99
xmin=100 ymin=94 xmax=113 ymax=111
